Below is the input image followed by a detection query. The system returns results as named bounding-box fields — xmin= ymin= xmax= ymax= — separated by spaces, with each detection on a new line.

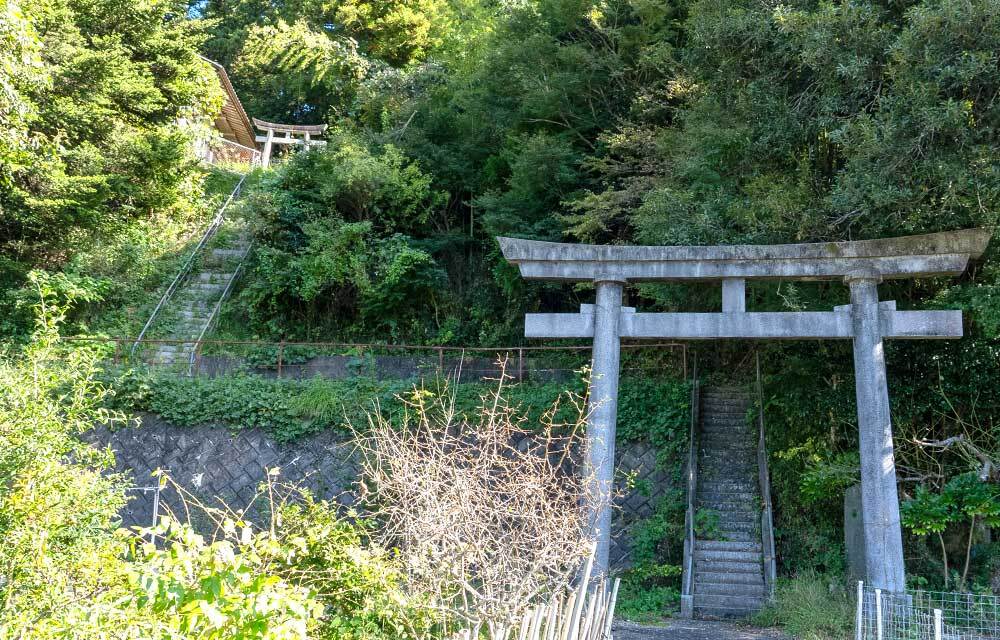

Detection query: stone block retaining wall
xmin=84 ymin=414 xmax=675 ymax=568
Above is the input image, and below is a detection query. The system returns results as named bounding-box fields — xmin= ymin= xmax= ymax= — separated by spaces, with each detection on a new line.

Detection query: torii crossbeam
xmin=499 ymin=229 xmax=991 ymax=590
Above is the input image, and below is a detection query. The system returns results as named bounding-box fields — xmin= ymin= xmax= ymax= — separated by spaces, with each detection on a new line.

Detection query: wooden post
xmin=518 ymin=347 xmax=524 ymax=381
xmin=438 ymin=346 xmax=444 ymax=373
xmin=277 ymin=340 xmax=285 ymax=379
xmin=855 ymin=581 xmax=864 ymax=640
xmin=875 ymin=589 xmax=883 ymax=640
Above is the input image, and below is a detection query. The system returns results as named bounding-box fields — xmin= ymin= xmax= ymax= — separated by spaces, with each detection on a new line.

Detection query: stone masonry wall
xmin=84 ymin=415 xmax=675 ymax=568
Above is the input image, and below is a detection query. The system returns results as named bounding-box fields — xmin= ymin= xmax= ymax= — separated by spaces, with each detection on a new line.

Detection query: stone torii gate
xmin=498 ymin=229 xmax=990 ymax=590
xmin=253 ymin=118 xmax=328 ymax=168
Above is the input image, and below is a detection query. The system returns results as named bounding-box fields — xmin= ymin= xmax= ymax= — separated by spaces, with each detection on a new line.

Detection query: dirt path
xmin=614 ymin=619 xmax=791 ymax=640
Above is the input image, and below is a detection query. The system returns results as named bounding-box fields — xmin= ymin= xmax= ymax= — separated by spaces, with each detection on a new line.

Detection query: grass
xmin=752 ymin=573 xmax=855 ymax=640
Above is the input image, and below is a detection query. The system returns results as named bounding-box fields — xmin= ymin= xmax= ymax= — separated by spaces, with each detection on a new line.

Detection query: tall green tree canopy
xmin=0 ymin=0 xmax=220 ymax=327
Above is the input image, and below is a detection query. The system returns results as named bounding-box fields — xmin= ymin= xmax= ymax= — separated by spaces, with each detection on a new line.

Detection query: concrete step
xmin=707 ymin=527 xmax=760 ymax=539
xmin=184 ymin=281 xmax=226 ymax=289
xmin=694 ymin=558 xmax=763 ymax=574
xmin=699 ymin=434 xmax=752 ymax=441
xmin=698 ymin=500 xmax=760 ymax=512
xmin=194 ymin=271 xmax=235 ymax=283
xmin=693 ymin=594 xmax=765 ymax=614
xmin=696 ymin=570 xmax=766 ymax=586
xmin=713 ymin=520 xmax=759 ymax=531
xmin=694 ymin=549 xmax=762 ymax=563
xmin=700 ymin=406 xmax=750 ymax=413
xmin=698 ymin=457 xmax=755 ymax=467
xmin=699 ymin=446 xmax=755 ymax=456
xmin=710 ymin=524 xmax=760 ymax=536
xmin=700 ymin=393 xmax=749 ymax=400
xmin=700 ymin=507 xmax=760 ymax=534
xmin=696 ymin=539 xmax=762 ymax=552
xmin=694 ymin=605 xmax=760 ymax=619
xmin=699 ymin=488 xmax=757 ymax=499
xmin=700 ymin=418 xmax=752 ymax=426
xmin=699 ymin=465 xmax=757 ymax=476
xmin=176 ymin=310 xmax=212 ymax=320
xmin=700 ymin=419 xmax=751 ymax=425
xmin=211 ymin=248 xmax=247 ymax=257
xmin=701 ymin=396 xmax=750 ymax=403
xmin=698 ymin=447 xmax=755 ymax=456
xmin=694 ymin=581 xmax=767 ymax=598
xmin=700 ymin=428 xmax=752 ymax=435
xmin=154 ymin=344 xmax=193 ymax=353
xmin=699 ymin=480 xmax=757 ymax=490
xmin=697 ymin=491 xmax=759 ymax=503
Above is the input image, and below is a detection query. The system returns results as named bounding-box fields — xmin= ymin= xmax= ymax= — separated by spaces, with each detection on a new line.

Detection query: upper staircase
xmin=131 ymin=175 xmax=251 ymax=372
xmin=149 ymin=224 xmax=251 ymax=366
xmin=681 ymin=380 xmax=776 ymax=619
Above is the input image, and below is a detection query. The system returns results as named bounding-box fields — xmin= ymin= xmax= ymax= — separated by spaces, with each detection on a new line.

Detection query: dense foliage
xmin=4 ymin=0 xmax=1000 ymax=623
xmin=210 ymin=0 xmax=1000 ymax=590
xmin=0 ymin=0 xmax=227 ymax=338
xmin=0 ymin=305 xmax=441 ymax=639
xmin=114 ymin=367 xmax=687 ymax=444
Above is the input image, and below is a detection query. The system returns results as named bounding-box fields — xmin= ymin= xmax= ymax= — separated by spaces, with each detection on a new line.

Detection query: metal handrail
xmin=755 ymin=352 xmax=778 ymax=597
xmin=130 ymin=174 xmax=248 ymax=358
xmin=187 ymin=239 xmax=254 ymax=376
xmin=681 ymin=353 xmax=700 ymax=615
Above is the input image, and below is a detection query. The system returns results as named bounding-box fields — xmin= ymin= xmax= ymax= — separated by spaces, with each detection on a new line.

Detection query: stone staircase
xmin=149 ymin=223 xmax=251 ymax=366
xmin=692 ymin=386 xmax=768 ymax=618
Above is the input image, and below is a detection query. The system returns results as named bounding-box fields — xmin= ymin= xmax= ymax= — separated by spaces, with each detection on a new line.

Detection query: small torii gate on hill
xmin=498 ymin=228 xmax=991 ymax=590
xmin=253 ymin=118 xmax=328 ymax=168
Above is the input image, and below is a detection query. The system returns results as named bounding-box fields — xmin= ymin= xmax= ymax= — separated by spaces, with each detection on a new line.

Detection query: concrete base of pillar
xmin=680 ymin=595 xmax=693 ymax=619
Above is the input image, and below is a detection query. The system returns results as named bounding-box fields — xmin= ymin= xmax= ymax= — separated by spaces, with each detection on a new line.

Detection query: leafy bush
xmin=0 ymin=298 xmax=430 ymax=638
xmin=114 ymin=369 xmax=690 ymax=445
xmin=0 ymin=284 xmax=131 ymax=634
xmin=614 ymin=493 xmax=685 ymax=622
xmin=753 ymin=573 xmax=855 ymax=640
xmin=236 ymin=133 xmax=449 ymax=342
xmin=901 ymin=473 xmax=1000 ymax=590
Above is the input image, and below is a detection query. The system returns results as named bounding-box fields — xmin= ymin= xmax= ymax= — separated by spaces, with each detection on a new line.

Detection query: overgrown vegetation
xmin=4 ymin=0 xmax=1000 ymax=626
xmin=0 ymin=293 xmax=436 ymax=638
xmin=190 ymin=0 xmax=1000 ymax=590
xmin=0 ymin=0 xmax=227 ymax=339
xmin=753 ymin=573 xmax=855 ymax=640
xmin=112 ymin=367 xmax=687 ymax=444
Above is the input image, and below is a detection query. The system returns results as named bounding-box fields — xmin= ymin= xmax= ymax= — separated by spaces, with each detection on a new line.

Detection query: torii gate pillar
xmin=498 ymin=229 xmax=990 ymax=585
xmin=848 ymin=273 xmax=906 ymax=592
xmin=586 ymin=280 xmax=625 ymax=573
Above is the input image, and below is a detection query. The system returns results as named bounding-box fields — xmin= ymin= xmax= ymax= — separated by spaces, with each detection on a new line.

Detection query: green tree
xmin=0 ymin=0 xmax=222 ymax=337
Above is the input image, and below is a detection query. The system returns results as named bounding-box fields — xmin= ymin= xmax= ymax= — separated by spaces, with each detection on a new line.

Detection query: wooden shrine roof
xmin=201 ymin=56 xmax=257 ymax=150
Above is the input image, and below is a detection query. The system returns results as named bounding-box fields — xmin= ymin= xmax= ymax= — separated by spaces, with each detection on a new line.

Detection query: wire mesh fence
xmin=58 ymin=336 xmax=690 ymax=383
xmin=858 ymin=582 xmax=1000 ymax=640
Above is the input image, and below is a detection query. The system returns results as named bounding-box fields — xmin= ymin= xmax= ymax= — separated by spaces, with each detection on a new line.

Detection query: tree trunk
xmin=938 ymin=532 xmax=950 ymax=589
xmin=961 ymin=515 xmax=977 ymax=590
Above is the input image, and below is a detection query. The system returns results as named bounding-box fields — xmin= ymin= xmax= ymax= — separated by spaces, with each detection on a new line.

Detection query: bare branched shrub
xmin=353 ymin=360 xmax=598 ymax=635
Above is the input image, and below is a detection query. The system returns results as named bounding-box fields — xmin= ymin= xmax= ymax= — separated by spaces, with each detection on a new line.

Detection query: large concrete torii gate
xmin=498 ymin=229 xmax=990 ymax=591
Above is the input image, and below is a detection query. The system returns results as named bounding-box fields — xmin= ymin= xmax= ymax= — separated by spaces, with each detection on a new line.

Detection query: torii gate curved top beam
xmin=498 ymin=228 xmax=991 ymax=281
